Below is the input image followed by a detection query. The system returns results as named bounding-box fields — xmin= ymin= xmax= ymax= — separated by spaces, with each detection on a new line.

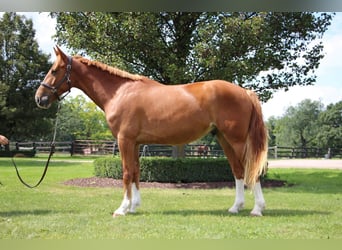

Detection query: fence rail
xmin=268 ymin=146 xmax=342 ymax=159
xmin=1 ymin=140 xmax=341 ymax=159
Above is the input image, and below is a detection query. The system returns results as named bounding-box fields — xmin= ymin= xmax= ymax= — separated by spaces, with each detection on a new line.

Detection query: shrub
xmin=0 ymin=150 xmax=36 ymax=157
xmin=94 ymin=157 xmax=234 ymax=183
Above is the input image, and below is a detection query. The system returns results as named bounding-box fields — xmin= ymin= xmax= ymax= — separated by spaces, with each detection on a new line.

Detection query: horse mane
xmin=74 ymin=55 xmax=144 ymax=81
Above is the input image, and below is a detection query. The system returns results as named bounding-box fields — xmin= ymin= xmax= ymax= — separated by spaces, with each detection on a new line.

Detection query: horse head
xmin=35 ymin=46 xmax=72 ymax=109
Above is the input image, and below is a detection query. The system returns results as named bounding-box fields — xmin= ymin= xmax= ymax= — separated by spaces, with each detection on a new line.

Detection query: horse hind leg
xmin=216 ymin=132 xmax=245 ymax=214
xmin=217 ymin=131 xmax=266 ymax=216
xmin=250 ymin=181 xmax=265 ymax=216
xmin=229 ymin=178 xmax=245 ymax=214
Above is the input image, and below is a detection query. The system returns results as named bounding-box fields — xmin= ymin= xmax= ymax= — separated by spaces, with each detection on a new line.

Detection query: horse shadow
xmin=0 ymin=209 xmax=77 ymax=218
xmin=144 ymin=208 xmax=330 ymax=217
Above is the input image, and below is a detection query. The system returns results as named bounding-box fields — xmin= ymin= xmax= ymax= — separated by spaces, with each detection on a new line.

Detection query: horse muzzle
xmin=35 ymin=95 xmax=51 ymax=109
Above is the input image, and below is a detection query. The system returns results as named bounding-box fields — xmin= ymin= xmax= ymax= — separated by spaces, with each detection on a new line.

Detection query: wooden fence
xmin=1 ymin=140 xmax=341 ymax=159
xmin=268 ymin=146 xmax=342 ymax=159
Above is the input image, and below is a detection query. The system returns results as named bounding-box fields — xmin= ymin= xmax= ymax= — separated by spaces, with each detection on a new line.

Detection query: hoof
xmin=228 ymin=208 xmax=239 ymax=214
xmin=129 ymin=207 xmax=137 ymax=213
xmin=112 ymin=212 xmax=125 ymax=218
xmin=250 ymin=204 xmax=265 ymax=217
xmin=228 ymin=203 xmax=244 ymax=214
xmin=250 ymin=211 xmax=263 ymax=217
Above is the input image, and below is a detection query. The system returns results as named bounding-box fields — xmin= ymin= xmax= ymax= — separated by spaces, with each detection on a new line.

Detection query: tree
xmin=57 ymin=95 xmax=112 ymax=141
xmin=0 ymin=82 xmax=9 ymax=114
xmin=52 ymin=12 xmax=333 ymax=101
xmin=265 ymin=116 xmax=277 ymax=146
xmin=0 ymin=13 xmax=56 ymax=141
xmin=267 ymin=99 xmax=342 ymax=153
xmin=315 ymin=101 xmax=342 ymax=148
xmin=274 ymin=99 xmax=324 ymax=148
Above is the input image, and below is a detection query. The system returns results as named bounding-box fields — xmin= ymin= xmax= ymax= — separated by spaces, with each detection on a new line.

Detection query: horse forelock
xmin=74 ymin=56 xmax=144 ymax=81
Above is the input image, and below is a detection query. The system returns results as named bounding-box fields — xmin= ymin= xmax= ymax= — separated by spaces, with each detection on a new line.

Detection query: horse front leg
xmin=129 ymin=144 xmax=141 ymax=213
xmin=113 ymin=138 xmax=141 ymax=217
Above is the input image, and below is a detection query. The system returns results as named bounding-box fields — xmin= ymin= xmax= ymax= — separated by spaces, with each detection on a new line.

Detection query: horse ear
xmin=54 ymin=45 xmax=64 ymax=55
xmin=54 ymin=45 xmax=68 ymax=61
xmin=53 ymin=46 xmax=59 ymax=55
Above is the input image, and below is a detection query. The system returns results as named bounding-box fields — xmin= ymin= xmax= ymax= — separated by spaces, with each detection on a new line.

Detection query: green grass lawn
xmin=0 ymin=156 xmax=341 ymax=239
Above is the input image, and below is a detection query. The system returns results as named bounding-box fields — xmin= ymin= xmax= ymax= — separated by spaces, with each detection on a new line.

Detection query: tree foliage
xmin=56 ymin=95 xmax=112 ymax=141
xmin=51 ymin=12 xmax=333 ymax=101
xmin=0 ymin=13 xmax=56 ymax=141
xmin=268 ymin=99 xmax=342 ymax=149
xmin=274 ymin=99 xmax=323 ymax=148
xmin=316 ymin=101 xmax=342 ymax=148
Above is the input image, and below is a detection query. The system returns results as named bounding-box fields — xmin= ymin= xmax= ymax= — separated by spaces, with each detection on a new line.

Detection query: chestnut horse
xmin=197 ymin=144 xmax=209 ymax=157
xmin=35 ymin=47 xmax=268 ymax=216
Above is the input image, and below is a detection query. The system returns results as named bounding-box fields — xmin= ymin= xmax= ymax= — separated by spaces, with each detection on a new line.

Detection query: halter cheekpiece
xmin=40 ymin=56 xmax=73 ymax=101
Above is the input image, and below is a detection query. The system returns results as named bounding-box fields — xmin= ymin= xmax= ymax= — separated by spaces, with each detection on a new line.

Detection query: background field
xmin=0 ymin=156 xmax=341 ymax=239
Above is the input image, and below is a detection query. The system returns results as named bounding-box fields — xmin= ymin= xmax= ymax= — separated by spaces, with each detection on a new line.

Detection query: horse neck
xmin=71 ymin=62 xmax=128 ymax=111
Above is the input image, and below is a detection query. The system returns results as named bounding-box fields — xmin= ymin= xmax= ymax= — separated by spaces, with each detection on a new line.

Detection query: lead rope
xmin=11 ymin=102 xmax=61 ymax=188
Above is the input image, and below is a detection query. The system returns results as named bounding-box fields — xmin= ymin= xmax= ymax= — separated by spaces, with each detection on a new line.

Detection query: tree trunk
xmin=172 ymin=144 xmax=185 ymax=158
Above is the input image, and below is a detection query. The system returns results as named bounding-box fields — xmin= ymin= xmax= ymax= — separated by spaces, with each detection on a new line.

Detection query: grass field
xmin=0 ymin=155 xmax=341 ymax=239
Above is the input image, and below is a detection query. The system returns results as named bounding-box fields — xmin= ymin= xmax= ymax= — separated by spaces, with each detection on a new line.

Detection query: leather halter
xmin=40 ymin=56 xmax=72 ymax=101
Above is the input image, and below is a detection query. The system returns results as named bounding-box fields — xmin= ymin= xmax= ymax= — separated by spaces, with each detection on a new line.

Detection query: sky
xmin=14 ymin=12 xmax=342 ymax=119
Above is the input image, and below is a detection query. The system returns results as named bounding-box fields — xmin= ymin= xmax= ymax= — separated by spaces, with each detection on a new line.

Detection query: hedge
xmin=94 ymin=157 xmax=234 ymax=183
xmin=0 ymin=150 xmax=36 ymax=157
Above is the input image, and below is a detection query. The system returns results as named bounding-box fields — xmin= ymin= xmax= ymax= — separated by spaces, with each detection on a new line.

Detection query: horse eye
xmin=51 ymin=69 xmax=57 ymax=75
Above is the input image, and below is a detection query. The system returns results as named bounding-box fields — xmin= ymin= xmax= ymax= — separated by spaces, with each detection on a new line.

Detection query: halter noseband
xmin=40 ymin=56 xmax=73 ymax=101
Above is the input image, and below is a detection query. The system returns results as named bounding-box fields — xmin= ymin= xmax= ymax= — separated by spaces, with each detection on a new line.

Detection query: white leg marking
xmin=113 ymin=191 xmax=131 ymax=216
xmin=250 ymin=181 xmax=266 ymax=216
xmin=228 ymin=179 xmax=245 ymax=214
xmin=129 ymin=183 xmax=141 ymax=213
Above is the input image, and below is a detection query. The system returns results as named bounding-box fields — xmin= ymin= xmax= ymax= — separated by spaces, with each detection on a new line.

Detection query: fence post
xmin=141 ymin=145 xmax=150 ymax=157
xmin=70 ymin=141 xmax=74 ymax=156
xmin=112 ymin=141 xmax=117 ymax=156
xmin=172 ymin=145 xmax=185 ymax=158
xmin=326 ymin=148 xmax=331 ymax=159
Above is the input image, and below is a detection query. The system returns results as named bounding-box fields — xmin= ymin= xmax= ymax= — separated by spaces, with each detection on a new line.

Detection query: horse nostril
xmin=35 ymin=96 xmax=41 ymax=105
xmin=35 ymin=95 xmax=50 ymax=108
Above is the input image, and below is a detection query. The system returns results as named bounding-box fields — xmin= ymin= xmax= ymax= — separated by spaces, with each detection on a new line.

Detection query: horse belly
xmin=136 ymin=85 xmax=216 ymax=144
xmin=137 ymin=114 xmax=213 ymax=145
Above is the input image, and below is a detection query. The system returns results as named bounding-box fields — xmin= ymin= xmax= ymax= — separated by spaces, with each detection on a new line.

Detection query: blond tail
xmin=243 ymin=90 xmax=268 ymax=188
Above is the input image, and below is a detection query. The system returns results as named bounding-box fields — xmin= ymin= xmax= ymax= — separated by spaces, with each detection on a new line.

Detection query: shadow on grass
xmin=154 ymin=208 xmax=330 ymax=217
xmin=0 ymin=158 xmax=84 ymax=168
xmin=0 ymin=209 xmax=77 ymax=217
xmin=262 ymin=209 xmax=331 ymax=217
